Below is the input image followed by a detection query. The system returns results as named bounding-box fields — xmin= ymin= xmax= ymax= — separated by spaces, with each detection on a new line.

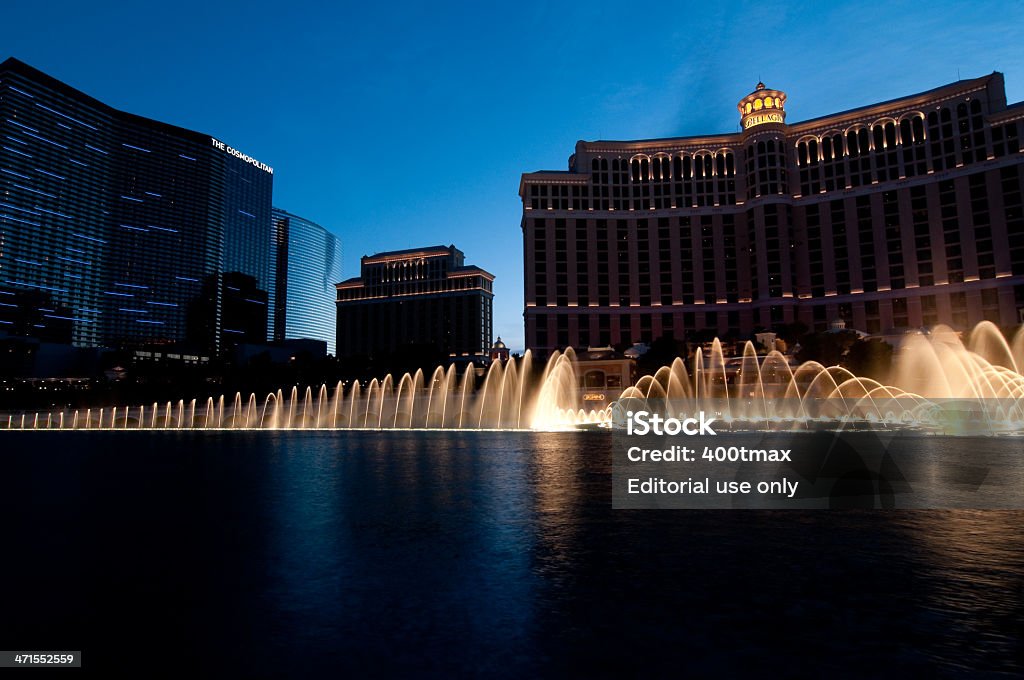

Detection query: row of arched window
xmin=796 ymin=115 xmax=927 ymax=168
xmin=792 ymin=99 xmax=999 ymax=196
xmin=552 ymin=98 xmax=1012 ymax=208
xmin=583 ymin=106 xmax=973 ymax=180
xmin=795 ymin=98 xmax=991 ymax=170
xmin=589 ymin=151 xmax=737 ymax=182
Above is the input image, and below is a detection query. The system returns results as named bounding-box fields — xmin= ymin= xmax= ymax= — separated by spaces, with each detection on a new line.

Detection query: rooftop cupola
xmin=737 ymin=82 xmax=787 ymax=130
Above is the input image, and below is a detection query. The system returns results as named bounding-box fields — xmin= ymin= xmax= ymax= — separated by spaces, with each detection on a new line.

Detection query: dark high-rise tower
xmin=0 ymin=57 xmax=274 ymax=353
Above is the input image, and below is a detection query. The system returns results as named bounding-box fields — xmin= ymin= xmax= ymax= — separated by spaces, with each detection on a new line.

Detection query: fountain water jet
xmin=9 ymin=325 xmax=1024 ymax=433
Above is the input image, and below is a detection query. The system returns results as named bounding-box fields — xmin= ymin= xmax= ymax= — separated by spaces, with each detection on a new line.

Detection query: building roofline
xmin=992 ymin=100 xmax=1024 ymax=122
xmin=271 ymin=206 xmax=335 ymax=234
xmin=450 ymin=265 xmax=495 ymax=281
xmin=361 ymin=244 xmax=458 ymax=262
xmin=792 ymin=72 xmax=1000 ymax=129
xmin=518 ymin=171 xmax=590 ymax=195
xmin=0 ymin=56 xmax=260 ymax=153
xmin=564 ymin=73 xmax=1005 ymax=152
xmin=578 ymin=132 xmax=739 ymax=148
xmin=335 ymin=262 xmax=495 ymax=290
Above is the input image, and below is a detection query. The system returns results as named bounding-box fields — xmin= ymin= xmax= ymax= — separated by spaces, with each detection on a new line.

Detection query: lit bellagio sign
xmin=743 ymin=112 xmax=784 ymax=129
xmin=210 ymin=138 xmax=274 ymax=174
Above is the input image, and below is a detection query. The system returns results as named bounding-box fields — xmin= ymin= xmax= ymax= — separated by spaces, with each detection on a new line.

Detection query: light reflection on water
xmin=0 ymin=431 xmax=1020 ymax=675
xmin=894 ymin=510 xmax=1024 ymax=671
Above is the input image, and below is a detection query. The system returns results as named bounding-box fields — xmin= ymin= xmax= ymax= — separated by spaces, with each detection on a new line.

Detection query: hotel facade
xmin=271 ymin=207 xmax=343 ymax=355
xmin=520 ymin=73 xmax=1024 ymax=356
xmin=336 ymin=245 xmax=493 ymax=361
xmin=0 ymin=57 xmax=275 ymax=353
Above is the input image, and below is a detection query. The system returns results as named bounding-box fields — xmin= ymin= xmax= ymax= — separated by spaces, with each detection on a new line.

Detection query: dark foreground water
xmin=1 ymin=431 xmax=1022 ymax=676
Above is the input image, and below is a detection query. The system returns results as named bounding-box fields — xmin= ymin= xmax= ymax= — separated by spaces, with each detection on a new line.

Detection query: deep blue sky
xmin=3 ymin=0 xmax=1023 ymax=351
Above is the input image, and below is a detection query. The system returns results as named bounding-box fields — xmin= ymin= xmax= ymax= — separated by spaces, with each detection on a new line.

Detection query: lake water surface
xmin=1 ymin=431 xmax=1021 ymax=675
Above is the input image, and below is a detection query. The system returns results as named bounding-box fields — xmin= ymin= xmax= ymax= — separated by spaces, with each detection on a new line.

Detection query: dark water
xmin=1 ymin=431 xmax=1022 ymax=676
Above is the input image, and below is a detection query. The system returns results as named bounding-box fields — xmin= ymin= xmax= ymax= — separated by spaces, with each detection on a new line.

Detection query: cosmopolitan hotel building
xmin=520 ymin=74 xmax=1024 ymax=356
xmin=336 ymin=245 xmax=493 ymax=361
xmin=272 ymin=207 xmax=343 ymax=355
xmin=0 ymin=58 xmax=342 ymax=361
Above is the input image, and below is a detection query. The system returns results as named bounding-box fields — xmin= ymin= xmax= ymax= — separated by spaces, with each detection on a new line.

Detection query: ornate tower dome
xmin=737 ymin=82 xmax=787 ymax=131
xmin=489 ymin=336 xmax=510 ymax=363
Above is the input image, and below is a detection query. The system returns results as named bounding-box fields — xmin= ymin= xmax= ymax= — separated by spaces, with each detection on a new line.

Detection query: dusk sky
xmin=3 ymin=0 xmax=1023 ymax=351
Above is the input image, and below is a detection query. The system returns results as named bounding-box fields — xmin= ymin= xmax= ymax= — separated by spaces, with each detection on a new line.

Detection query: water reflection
xmin=259 ymin=432 xmax=542 ymax=673
xmin=0 ymin=431 xmax=1021 ymax=675
xmin=895 ymin=511 xmax=1024 ymax=672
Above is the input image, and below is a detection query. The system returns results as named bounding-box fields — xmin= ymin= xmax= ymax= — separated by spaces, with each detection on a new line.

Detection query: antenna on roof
xmin=957 ymin=68 xmax=961 ymax=81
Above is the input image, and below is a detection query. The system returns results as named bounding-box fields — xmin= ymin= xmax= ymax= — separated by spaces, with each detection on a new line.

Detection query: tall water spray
xmin=7 ymin=323 xmax=1024 ymax=432
xmin=3 ymin=349 xmax=602 ymax=431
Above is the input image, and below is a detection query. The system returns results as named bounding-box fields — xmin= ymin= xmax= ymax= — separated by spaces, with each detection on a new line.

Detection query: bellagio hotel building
xmin=520 ymin=73 xmax=1024 ymax=356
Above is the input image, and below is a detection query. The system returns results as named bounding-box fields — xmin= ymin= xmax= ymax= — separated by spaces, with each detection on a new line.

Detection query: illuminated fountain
xmin=6 ymin=322 xmax=1024 ymax=433
xmin=1 ymin=347 xmax=608 ymax=431
xmin=615 ymin=322 xmax=1024 ymax=433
